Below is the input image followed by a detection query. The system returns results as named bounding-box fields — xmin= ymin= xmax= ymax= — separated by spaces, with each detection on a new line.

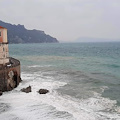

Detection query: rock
xmin=0 ymin=91 xmax=3 ymax=96
xmin=38 ymin=89 xmax=49 ymax=94
xmin=21 ymin=86 xmax=31 ymax=93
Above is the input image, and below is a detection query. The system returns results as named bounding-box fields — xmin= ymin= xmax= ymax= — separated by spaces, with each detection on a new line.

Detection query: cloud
xmin=0 ymin=0 xmax=120 ymax=42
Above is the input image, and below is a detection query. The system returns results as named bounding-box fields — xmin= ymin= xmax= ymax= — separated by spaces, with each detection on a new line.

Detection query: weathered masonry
xmin=0 ymin=26 xmax=21 ymax=92
xmin=0 ymin=26 xmax=9 ymax=64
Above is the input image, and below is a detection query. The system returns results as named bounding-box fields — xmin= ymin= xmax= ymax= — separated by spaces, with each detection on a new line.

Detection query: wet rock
xmin=0 ymin=91 xmax=3 ymax=96
xmin=21 ymin=86 xmax=31 ymax=93
xmin=38 ymin=89 xmax=49 ymax=94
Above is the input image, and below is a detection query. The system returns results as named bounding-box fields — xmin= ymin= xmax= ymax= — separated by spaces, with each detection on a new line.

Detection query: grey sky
xmin=0 ymin=0 xmax=120 ymax=42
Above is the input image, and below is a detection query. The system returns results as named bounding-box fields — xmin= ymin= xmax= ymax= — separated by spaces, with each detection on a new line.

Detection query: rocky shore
xmin=21 ymin=85 xmax=49 ymax=94
xmin=0 ymin=57 xmax=49 ymax=96
xmin=0 ymin=57 xmax=21 ymax=94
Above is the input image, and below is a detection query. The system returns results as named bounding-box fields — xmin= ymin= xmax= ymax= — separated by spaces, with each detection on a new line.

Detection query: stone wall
xmin=0 ymin=57 xmax=21 ymax=91
xmin=0 ymin=43 xmax=9 ymax=65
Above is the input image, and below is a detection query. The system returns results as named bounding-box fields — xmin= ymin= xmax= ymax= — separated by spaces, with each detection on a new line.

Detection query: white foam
xmin=0 ymin=72 xmax=120 ymax=120
xmin=28 ymin=65 xmax=53 ymax=68
xmin=36 ymin=91 xmax=120 ymax=120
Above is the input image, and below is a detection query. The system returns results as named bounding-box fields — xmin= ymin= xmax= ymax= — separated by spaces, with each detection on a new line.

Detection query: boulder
xmin=38 ymin=89 xmax=49 ymax=94
xmin=21 ymin=86 xmax=31 ymax=93
xmin=0 ymin=91 xmax=3 ymax=96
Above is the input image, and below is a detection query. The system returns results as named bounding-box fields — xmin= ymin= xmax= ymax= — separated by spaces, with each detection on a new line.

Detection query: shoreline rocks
xmin=38 ymin=89 xmax=49 ymax=94
xmin=0 ymin=91 xmax=3 ymax=96
xmin=21 ymin=86 xmax=49 ymax=94
xmin=21 ymin=86 xmax=31 ymax=93
xmin=1 ymin=85 xmax=49 ymax=96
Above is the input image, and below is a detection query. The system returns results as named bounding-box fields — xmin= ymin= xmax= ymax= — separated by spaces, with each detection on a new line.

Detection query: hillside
xmin=75 ymin=37 xmax=120 ymax=42
xmin=0 ymin=20 xmax=59 ymax=43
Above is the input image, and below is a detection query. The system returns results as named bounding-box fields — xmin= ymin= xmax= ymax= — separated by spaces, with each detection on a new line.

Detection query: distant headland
xmin=0 ymin=20 xmax=59 ymax=44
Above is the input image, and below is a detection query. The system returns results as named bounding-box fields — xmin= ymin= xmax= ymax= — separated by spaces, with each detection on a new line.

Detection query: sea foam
xmin=0 ymin=72 xmax=120 ymax=120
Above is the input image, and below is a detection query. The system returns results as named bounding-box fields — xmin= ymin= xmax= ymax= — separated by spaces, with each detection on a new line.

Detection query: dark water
xmin=0 ymin=42 xmax=120 ymax=120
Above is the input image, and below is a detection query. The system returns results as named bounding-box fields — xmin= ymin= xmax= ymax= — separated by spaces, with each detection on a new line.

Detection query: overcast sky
xmin=0 ymin=0 xmax=120 ymax=42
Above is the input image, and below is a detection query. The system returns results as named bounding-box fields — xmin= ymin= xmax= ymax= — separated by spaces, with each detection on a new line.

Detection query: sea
xmin=0 ymin=42 xmax=120 ymax=120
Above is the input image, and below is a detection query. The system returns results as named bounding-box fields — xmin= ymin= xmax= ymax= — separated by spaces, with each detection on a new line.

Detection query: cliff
xmin=0 ymin=20 xmax=59 ymax=44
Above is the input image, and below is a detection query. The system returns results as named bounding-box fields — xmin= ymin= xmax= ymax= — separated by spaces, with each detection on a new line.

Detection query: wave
xmin=0 ymin=72 xmax=120 ymax=120
xmin=102 ymin=63 xmax=120 ymax=69
xmin=28 ymin=65 xmax=53 ymax=68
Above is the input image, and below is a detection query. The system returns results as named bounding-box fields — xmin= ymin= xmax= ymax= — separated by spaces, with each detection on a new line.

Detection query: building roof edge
xmin=0 ymin=26 xmax=7 ymax=29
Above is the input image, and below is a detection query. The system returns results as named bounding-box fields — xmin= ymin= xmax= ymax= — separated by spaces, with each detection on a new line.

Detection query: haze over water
xmin=0 ymin=42 xmax=120 ymax=120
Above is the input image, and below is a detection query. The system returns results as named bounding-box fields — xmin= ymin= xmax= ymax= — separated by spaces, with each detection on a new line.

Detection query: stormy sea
xmin=0 ymin=42 xmax=120 ymax=120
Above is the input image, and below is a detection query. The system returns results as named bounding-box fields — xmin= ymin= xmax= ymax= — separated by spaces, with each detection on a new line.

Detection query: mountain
xmin=76 ymin=37 xmax=120 ymax=42
xmin=0 ymin=20 xmax=59 ymax=43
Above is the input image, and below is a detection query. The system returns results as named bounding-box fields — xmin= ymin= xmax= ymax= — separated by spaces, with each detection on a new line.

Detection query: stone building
xmin=0 ymin=26 xmax=21 ymax=92
xmin=0 ymin=26 xmax=9 ymax=65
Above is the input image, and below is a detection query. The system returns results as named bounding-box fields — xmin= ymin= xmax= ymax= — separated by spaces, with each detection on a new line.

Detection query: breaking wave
xmin=0 ymin=72 xmax=120 ymax=120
